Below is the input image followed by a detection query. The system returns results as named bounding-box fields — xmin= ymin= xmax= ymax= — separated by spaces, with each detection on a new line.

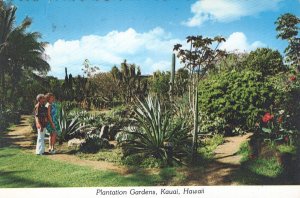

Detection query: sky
xmin=9 ymin=0 xmax=300 ymax=78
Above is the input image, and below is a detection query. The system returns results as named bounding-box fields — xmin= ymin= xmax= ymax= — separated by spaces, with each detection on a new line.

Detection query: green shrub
xmin=199 ymin=112 xmax=226 ymax=134
xmin=199 ymin=69 xmax=276 ymax=134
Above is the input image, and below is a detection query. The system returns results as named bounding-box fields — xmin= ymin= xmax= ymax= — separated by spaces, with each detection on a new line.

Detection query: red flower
xmin=290 ymin=75 xmax=296 ymax=81
xmin=262 ymin=112 xmax=274 ymax=123
xmin=277 ymin=116 xmax=283 ymax=124
xmin=284 ymin=136 xmax=289 ymax=142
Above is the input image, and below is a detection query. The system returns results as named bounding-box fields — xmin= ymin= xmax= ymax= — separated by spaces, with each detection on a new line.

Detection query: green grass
xmin=246 ymin=157 xmax=283 ymax=178
xmin=158 ymin=167 xmax=187 ymax=185
xmin=232 ymin=156 xmax=284 ymax=185
xmin=233 ymin=141 xmax=285 ymax=184
xmin=0 ymin=147 xmax=172 ymax=187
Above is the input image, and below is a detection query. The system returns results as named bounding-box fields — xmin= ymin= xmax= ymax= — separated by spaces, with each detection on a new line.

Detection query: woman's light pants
xmin=36 ymin=128 xmax=46 ymax=155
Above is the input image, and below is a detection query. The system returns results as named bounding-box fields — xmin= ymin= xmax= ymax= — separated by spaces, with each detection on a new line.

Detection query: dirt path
xmin=0 ymin=115 xmax=129 ymax=174
xmin=214 ymin=133 xmax=253 ymax=165
xmin=0 ymin=115 xmax=34 ymax=149
xmin=1 ymin=115 xmax=253 ymax=185
xmin=186 ymin=133 xmax=253 ymax=185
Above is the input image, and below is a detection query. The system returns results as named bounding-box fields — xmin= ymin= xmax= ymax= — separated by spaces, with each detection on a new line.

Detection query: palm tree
xmin=5 ymin=17 xmax=50 ymax=96
xmin=0 ymin=2 xmax=16 ymax=106
xmin=0 ymin=2 xmax=50 ymax=106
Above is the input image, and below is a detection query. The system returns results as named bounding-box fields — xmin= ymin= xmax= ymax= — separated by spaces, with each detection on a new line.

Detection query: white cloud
xmin=220 ymin=32 xmax=266 ymax=52
xmin=45 ymin=27 xmax=184 ymax=78
xmin=183 ymin=0 xmax=283 ymax=27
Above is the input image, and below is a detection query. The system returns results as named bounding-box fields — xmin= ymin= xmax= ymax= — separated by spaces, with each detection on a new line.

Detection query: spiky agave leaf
xmin=121 ymin=95 xmax=189 ymax=165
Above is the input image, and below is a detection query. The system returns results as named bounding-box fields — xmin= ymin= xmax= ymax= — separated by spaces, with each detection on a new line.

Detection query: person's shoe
xmin=51 ymin=150 xmax=56 ymax=154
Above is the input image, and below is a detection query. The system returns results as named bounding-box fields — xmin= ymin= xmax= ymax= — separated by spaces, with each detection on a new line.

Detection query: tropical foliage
xmin=120 ymin=96 xmax=190 ymax=165
xmin=198 ymin=69 xmax=276 ymax=134
xmin=1 ymin=0 xmax=299 ymax=177
xmin=58 ymin=108 xmax=83 ymax=144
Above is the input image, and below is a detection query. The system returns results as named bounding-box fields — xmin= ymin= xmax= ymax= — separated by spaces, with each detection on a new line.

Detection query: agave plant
xmin=58 ymin=108 xmax=84 ymax=144
xmin=121 ymin=95 xmax=190 ymax=165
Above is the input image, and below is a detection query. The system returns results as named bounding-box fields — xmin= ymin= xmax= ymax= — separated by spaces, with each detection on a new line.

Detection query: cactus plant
xmin=169 ymin=53 xmax=176 ymax=98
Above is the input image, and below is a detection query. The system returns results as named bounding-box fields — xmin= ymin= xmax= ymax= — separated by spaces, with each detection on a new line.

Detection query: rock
xmin=99 ymin=125 xmax=109 ymax=139
xmin=68 ymin=138 xmax=85 ymax=147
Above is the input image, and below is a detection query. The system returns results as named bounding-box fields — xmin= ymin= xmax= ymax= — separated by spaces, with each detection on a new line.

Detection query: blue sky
xmin=11 ymin=0 xmax=300 ymax=78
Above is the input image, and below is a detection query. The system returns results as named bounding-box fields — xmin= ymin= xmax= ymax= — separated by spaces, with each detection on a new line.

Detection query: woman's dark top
xmin=35 ymin=103 xmax=48 ymax=128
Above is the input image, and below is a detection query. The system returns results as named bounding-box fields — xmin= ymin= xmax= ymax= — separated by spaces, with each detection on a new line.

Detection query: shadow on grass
xmin=0 ymin=170 xmax=60 ymax=188
xmin=231 ymin=158 xmax=300 ymax=185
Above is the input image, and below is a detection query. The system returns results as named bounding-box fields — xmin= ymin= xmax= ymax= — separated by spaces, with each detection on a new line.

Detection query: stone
xmin=68 ymin=138 xmax=85 ymax=147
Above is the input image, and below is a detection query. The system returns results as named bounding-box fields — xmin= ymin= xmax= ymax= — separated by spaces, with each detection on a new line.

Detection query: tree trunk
xmin=192 ymin=88 xmax=199 ymax=161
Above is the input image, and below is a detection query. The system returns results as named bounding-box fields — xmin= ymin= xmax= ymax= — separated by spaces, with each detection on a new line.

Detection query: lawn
xmin=0 ymin=147 xmax=174 ymax=187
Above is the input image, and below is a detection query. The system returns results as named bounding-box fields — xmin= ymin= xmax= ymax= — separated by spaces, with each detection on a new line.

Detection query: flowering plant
xmin=259 ymin=109 xmax=296 ymax=145
xmin=289 ymin=75 xmax=296 ymax=82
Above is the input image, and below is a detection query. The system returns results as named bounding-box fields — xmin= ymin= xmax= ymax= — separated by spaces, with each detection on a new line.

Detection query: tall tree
xmin=244 ymin=48 xmax=286 ymax=76
xmin=5 ymin=20 xmax=50 ymax=96
xmin=275 ymin=13 xmax=300 ymax=69
xmin=0 ymin=2 xmax=16 ymax=108
xmin=174 ymin=35 xmax=226 ymax=160
xmin=0 ymin=2 xmax=49 ymax=108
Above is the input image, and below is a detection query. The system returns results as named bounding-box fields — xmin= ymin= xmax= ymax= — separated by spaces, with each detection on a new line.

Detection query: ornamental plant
xmin=259 ymin=109 xmax=297 ymax=145
xmin=267 ymin=69 xmax=300 ymax=131
xmin=120 ymin=95 xmax=190 ymax=166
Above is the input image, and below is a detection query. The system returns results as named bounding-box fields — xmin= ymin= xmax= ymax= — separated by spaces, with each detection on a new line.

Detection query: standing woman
xmin=45 ymin=93 xmax=61 ymax=154
xmin=35 ymin=94 xmax=48 ymax=155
